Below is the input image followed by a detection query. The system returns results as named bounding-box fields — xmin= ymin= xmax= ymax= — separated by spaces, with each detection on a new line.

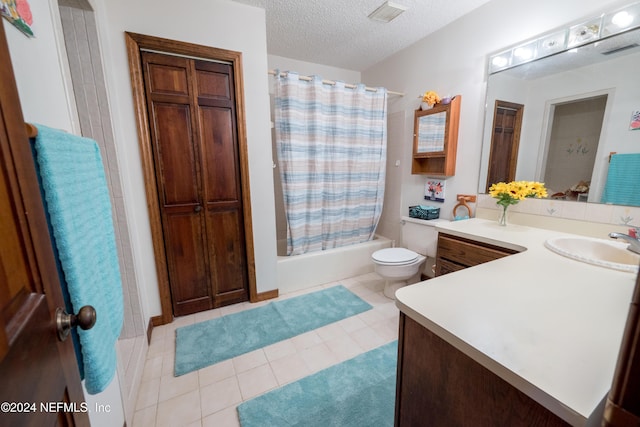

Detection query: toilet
xmin=372 ymin=218 xmax=442 ymax=299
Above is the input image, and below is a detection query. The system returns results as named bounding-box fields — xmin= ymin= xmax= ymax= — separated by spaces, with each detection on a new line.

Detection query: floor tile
xmin=269 ymin=352 xmax=311 ymax=385
xmin=236 ymin=363 xmax=278 ymax=400
xmin=198 ymin=359 xmax=235 ymax=388
xmin=158 ymin=371 xmax=199 ymax=403
xmin=155 ymin=389 xmax=201 ymax=427
xmin=299 ymin=342 xmax=339 ymax=373
xmin=232 ymin=348 xmax=267 ymax=374
xmin=135 ymin=377 xmax=160 ymax=410
xmin=200 ymin=376 xmax=242 ymax=418
xmin=134 ymin=273 xmax=399 ymax=426
xmin=131 ymin=405 xmax=156 ymax=427
xmin=262 ymin=339 xmax=297 ymax=362
xmin=202 ymin=406 xmax=240 ymax=427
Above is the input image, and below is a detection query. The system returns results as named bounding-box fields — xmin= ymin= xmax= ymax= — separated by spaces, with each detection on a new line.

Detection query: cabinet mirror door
xmin=415 ymin=109 xmax=447 ymax=154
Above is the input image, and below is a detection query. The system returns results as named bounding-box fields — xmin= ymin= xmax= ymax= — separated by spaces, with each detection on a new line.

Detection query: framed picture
xmin=630 ymin=111 xmax=640 ymax=131
xmin=425 ymin=180 xmax=445 ymax=203
xmin=1 ymin=0 xmax=33 ymax=37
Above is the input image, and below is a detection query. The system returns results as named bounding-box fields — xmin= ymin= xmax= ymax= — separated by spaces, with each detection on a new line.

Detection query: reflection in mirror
xmin=485 ymin=101 xmax=523 ymax=191
xmin=416 ymin=111 xmax=446 ymax=153
xmin=479 ymin=13 xmax=640 ymax=206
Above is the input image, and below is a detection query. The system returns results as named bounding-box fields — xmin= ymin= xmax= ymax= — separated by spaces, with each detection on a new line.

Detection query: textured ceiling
xmin=232 ymin=0 xmax=493 ymax=71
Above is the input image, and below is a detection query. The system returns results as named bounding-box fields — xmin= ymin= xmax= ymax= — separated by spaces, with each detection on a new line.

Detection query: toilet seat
xmin=372 ymin=248 xmax=419 ymax=265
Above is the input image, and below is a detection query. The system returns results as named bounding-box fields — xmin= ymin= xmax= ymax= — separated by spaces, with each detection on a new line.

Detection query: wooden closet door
xmin=195 ymin=60 xmax=248 ymax=306
xmin=141 ymin=52 xmax=248 ymax=316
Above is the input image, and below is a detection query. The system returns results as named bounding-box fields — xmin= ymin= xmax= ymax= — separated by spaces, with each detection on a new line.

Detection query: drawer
xmin=437 ymin=233 xmax=518 ymax=268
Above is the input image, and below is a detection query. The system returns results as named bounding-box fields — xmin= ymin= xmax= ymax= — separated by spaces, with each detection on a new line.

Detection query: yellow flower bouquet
xmin=422 ymin=90 xmax=441 ymax=106
xmin=488 ymin=181 xmax=547 ymax=225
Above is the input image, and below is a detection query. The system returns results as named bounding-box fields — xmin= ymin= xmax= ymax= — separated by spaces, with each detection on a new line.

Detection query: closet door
xmin=142 ymin=52 xmax=248 ymax=316
xmin=143 ymin=52 xmax=211 ymax=316
xmin=195 ymin=60 xmax=248 ymax=306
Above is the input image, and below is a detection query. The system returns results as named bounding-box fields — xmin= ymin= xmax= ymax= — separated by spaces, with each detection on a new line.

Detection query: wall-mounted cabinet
xmin=412 ymin=95 xmax=461 ymax=176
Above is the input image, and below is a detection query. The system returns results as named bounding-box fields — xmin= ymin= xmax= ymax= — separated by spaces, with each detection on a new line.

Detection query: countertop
xmin=395 ymin=218 xmax=637 ymax=426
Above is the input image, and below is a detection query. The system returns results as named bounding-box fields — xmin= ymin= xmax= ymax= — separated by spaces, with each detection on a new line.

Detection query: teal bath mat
xmin=237 ymin=341 xmax=398 ymax=427
xmin=174 ymin=285 xmax=372 ymax=376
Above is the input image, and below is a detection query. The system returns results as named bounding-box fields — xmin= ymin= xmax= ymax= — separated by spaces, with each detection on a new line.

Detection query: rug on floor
xmin=237 ymin=340 xmax=397 ymax=427
xmin=174 ymin=285 xmax=372 ymax=376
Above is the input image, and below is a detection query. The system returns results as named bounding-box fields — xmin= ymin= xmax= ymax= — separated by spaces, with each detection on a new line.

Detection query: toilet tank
xmin=401 ymin=217 xmax=445 ymax=258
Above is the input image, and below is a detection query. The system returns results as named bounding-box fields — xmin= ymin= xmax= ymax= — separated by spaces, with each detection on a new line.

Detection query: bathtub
xmin=277 ymin=236 xmax=392 ymax=294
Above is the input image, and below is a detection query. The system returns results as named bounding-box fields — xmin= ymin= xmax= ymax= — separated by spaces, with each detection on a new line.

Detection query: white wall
xmin=362 ymin=0 xmax=629 ymax=225
xmin=90 ymin=0 xmax=278 ymax=321
xmin=4 ymin=0 xmax=78 ymax=132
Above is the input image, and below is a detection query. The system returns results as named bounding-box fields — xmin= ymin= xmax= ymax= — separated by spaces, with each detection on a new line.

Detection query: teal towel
xmin=601 ymin=154 xmax=640 ymax=206
xmin=32 ymin=124 xmax=123 ymax=395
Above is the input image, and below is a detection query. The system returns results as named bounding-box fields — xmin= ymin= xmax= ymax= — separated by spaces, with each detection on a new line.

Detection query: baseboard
xmin=147 ymin=315 xmax=166 ymax=344
xmin=253 ymin=289 xmax=279 ymax=302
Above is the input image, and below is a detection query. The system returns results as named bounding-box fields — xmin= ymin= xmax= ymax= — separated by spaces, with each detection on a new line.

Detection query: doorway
xmin=485 ymin=100 xmax=524 ymax=191
xmin=125 ymin=33 xmax=257 ymax=322
xmin=541 ymin=95 xmax=607 ymax=199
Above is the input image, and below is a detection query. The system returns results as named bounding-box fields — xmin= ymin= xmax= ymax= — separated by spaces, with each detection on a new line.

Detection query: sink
xmin=544 ymin=236 xmax=640 ymax=273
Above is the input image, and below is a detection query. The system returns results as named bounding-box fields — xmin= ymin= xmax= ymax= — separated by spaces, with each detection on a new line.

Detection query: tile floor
xmin=132 ymin=272 xmax=399 ymax=427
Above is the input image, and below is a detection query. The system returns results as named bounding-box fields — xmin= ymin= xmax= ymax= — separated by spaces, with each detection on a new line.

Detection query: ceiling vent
xmin=368 ymin=1 xmax=407 ymax=23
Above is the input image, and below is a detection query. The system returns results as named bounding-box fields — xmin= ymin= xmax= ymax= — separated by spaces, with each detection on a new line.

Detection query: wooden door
xmin=0 ymin=23 xmax=88 ymax=427
xmin=486 ymin=100 xmax=523 ymax=191
xmin=142 ymin=51 xmax=248 ymax=317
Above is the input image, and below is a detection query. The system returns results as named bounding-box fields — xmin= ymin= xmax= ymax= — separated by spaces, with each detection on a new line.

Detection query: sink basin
xmin=544 ymin=236 xmax=640 ymax=273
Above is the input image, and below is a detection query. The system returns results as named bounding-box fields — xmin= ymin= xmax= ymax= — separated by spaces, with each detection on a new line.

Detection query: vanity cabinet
xmin=435 ymin=232 xmax=518 ymax=276
xmin=395 ymin=313 xmax=570 ymax=427
xmin=411 ymin=95 xmax=461 ymax=176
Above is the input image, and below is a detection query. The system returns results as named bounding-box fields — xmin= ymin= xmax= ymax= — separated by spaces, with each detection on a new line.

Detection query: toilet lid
xmin=372 ymin=248 xmax=419 ymax=265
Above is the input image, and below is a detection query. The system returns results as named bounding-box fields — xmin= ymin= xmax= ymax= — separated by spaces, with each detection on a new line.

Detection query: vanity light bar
xmin=488 ymin=0 xmax=640 ymax=74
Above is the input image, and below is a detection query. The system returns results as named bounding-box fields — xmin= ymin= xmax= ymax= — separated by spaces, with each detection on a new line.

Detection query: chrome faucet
xmin=609 ymin=232 xmax=640 ymax=255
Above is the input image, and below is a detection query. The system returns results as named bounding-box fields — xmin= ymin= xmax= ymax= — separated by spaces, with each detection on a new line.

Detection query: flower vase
xmin=498 ymin=205 xmax=509 ymax=226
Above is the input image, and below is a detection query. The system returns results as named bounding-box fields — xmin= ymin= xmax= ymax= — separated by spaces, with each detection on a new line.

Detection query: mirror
xmin=415 ymin=110 xmax=447 ymax=153
xmin=479 ymin=25 xmax=640 ymax=205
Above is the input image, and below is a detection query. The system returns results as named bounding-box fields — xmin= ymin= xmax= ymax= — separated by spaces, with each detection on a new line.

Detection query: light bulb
xmin=611 ymin=11 xmax=634 ymax=28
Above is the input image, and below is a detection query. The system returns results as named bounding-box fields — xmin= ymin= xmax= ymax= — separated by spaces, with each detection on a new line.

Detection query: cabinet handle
xmin=194 ymin=205 xmax=202 ymax=213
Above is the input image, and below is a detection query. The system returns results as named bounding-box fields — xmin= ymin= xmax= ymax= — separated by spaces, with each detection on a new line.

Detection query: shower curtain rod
xmin=268 ymin=70 xmax=404 ymax=96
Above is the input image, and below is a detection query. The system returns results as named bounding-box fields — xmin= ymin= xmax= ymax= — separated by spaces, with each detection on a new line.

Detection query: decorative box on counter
xmin=409 ymin=205 xmax=440 ymax=220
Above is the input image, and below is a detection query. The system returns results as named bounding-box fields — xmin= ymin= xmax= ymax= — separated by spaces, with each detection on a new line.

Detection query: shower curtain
xmin=274 ymin=71 xmax=387 ymax=256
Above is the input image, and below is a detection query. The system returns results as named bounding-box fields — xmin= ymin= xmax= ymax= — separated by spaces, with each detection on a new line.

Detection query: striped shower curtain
xmin=274 ymin=71 xmax=387 ymax=256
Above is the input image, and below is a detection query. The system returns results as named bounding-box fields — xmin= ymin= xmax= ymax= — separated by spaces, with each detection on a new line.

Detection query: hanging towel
xmin=31 ymin=124 xmax=123 ymax=395
xmin=601 ymin=153 xmax=640 ymax=206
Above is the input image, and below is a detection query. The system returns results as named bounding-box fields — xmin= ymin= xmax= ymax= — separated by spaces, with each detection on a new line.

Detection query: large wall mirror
xmin=478 ymin=3 xmax=640 ymax=206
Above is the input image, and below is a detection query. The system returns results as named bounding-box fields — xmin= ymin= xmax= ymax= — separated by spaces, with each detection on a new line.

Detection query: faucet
xmin=609 ymin=232 xmax=640 ymax=255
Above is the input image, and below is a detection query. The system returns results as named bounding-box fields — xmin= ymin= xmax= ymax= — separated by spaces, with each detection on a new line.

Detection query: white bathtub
xmin=277 ymin=236 xmax=392 ymax=294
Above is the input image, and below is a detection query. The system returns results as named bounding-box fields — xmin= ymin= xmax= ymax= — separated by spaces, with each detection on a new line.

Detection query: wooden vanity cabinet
xmin=435 ymin=233 xmax=519 ymax=276
xmin=395 ymin=314 xmax=570 ymax=427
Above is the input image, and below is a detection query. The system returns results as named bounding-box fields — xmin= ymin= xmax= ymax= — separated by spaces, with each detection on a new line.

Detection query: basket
xmin=409 ymin=205 xmax=440 ymax=220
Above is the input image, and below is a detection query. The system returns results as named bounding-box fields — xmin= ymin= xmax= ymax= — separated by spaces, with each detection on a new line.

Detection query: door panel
xmin=206 ymin=209 xmax=247 ymax=304
xmin=200 ymin=106 xmax=239 ymax=201
xmin=164 ymin=211 xmax=211 ymax=315
xmin=0 ymin=22 xmax=87 ymax=427
xmin=152 ymin=103 xmax=200 ymax=205
xmin=141 ymin=50 xmax=249 ymax=316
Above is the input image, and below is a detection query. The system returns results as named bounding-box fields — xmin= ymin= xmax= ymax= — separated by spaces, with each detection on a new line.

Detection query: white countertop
xmin=395 ymin=218 xmax=637 ymax=426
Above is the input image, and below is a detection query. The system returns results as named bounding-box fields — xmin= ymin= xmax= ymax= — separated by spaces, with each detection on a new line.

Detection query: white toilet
xmin=372 ymin=218 xmax=442 ymax=299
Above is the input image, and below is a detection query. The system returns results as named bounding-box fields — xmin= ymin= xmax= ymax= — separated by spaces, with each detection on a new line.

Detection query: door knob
xmin=194 ymin=205 xmax=202 ymax=213
xmin=56 ymin=306 xmax=96 ymax=341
